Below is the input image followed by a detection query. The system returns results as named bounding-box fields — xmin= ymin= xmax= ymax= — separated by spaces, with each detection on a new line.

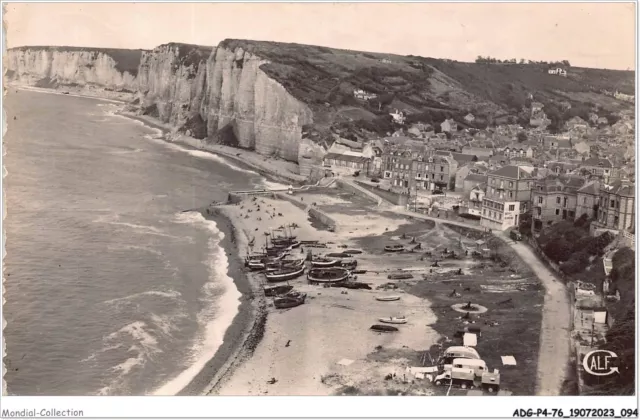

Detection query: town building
xmin=462 ymin=146 xmax=494 ymax=158
xmin=353 ymin=89 xmax=377 ymax=101
xmin=411 ymin=155 xmax=458 ymax=191
xmin=464 ymin=184 xmax=486 ymax=217
xmin=322 ymin=152 xmax=370 ymax=174
xmin=440 ymin=118 xmax=458 ymax=133
xmin=575 ymin=181 xmax=600 ymax=221
xmin=593 ymin=180 xmax=635 ymax=234
xmin=481 ymin=165 xmax=535 ymax=231
xmin=463 ymin=173 xmax=488 ymax=193
xmin=531 ymin=175 xmax=586 ymax=228
xmin=464 ymin=113 xmax=475 ymax=123
xmin=580 ymin=157 xmax=619 ymax=182
xmin=502 ymin=142 xmax=536 ymax=158
xmin=548 ymin=67 xmax=567 ymax=76
xmin=389 ymin=109 xmax=406 ymax=124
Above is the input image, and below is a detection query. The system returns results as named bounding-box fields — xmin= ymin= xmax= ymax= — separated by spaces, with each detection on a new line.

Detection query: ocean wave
xmin=149 ymin=212 xmax=242 ymax=396
xmin=101 ymin=290 xmax=182 ymax=306
xmin=95 ymin=321 xmax=163 ymax=395
xmin=93 ymin=215 xmax=191 ymax=242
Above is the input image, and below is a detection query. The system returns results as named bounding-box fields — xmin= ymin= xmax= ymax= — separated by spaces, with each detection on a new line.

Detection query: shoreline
xmin=177 ymin=205 xmax=268 ymax=396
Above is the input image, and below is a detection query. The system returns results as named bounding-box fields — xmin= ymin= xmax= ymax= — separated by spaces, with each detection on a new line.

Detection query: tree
xmin=519 ymin=58 xmax=526 ymax=64
xmin=517 ymin=132 xmax=528 ymax=142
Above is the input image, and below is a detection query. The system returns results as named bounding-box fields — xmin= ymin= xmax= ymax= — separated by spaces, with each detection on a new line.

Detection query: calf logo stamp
xmin=583 ymin=350 xmax=619 ymax=376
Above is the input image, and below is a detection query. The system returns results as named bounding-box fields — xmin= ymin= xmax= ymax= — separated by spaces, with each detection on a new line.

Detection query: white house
xmin=390 ymin=109 xmax=406 ymax=124
xmin=548 ymin=68 xmax=567 ymax=77
xmin=353 ymin=89 xmax=377 ymax=101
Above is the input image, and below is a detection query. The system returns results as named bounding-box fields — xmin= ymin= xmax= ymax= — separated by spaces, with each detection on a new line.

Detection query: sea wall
xmin=5 ymin=47 xmax=140 ymax=91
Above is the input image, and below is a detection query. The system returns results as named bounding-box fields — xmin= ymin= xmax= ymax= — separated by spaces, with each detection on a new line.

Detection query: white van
xmin=438 ymin=346 xmax=480 ymax=369
xmin=451 ymin=358 xmax=487 ymax=377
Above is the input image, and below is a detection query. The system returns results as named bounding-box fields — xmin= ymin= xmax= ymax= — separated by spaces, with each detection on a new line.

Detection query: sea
xmin=2 ymin=89 xmax=279 ymax=396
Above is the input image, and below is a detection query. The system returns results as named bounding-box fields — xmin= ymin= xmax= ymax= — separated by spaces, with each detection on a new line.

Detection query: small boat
xmin=265 ymin=266 xmax=305 ymax=283
xmin=326 ymin=252 xmax=352 ymax=258
xmin=247 ymin=260 xmax=267 ymax=271
xmin=376 ymin=296 xmax=401 ymax=302
xmin=345 ymin=249 xmax=363 ymax=254
xmin=338 ymin=260 xmax=358 ymax=270
xmin=330 ymin=282 xmax=372 ymax=290
xmin=352 ymin=269 xmax=367 ymax=274
xmin=264 ymin=284 xmax=294 ymax=297
xmin=274 ymin=292 xmax=307 ymax=309
xmin=310 ymin=257 xmax=340 ymax=268
xmin=266 ymin=258 xmax=305 ymax=272
xmin=370 ymin=324 xmax=399 ymax=333
xmin=384 ymin=245 xmax=404 ymax=252
xmin=387 ymin=273 xmax=413 ymax=280
xmin=379 ymin=316 xmax=407 ymax=324
xmin=307 ymin=267 xmax=350 ymax=285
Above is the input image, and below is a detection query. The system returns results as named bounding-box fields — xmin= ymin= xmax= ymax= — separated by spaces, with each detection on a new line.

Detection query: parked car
xmin=370 ymin=177 xmax=380 ymax=183
xmin=432 ymin=189 xmax=444 ymax=195
xmin=353 ymin=171 xmax=360 ymax=177
xmin=509 ymin=229 xmax=523 ymax=241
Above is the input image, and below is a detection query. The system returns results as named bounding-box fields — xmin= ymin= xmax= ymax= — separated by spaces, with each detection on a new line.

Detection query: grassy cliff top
xmin=216 ymin=38 xmax=634 ymax=138
xmin=9 ymin=46 xmax=146 ymax=76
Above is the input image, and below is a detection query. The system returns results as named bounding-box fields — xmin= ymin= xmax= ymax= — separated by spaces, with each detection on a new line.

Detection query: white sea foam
xmin=101 ymin=290 xmax=181 ymax=306
xmin=149 ymin=211 xmax=242 ymax=396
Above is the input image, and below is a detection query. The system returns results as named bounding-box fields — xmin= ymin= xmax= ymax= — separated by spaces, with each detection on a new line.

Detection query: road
xmin=337 ymin=178 xmax=572 ymax=394
xmin=499 ymin=237 xmax=571 ymax=395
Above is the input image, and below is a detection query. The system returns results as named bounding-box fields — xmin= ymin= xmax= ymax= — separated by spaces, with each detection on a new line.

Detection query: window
xmin=555 ymin=209 xmax=560 ymax=215
xmin=610 ymin=200 xmax=615 ymax=208
xmin=395 ymin=163 xmax=399 ymax=169
xmin=508 ymin=205 xmax=515 ymax=211
xmin=417 ymin=173 xmax=421 ymax=179
xmin=563 ymin=197 xmax=567 ymax=207
xmin=556 ymin=197 xmax=561 ymax=204
xmin=440 ymin=166 xmax=444 ymax=172
xmin=538 ymin=196 xmax=543 ymax=204
xmin=440 ymin=175 xmax=444 ymax=181
xmin=483 ymin=209 xmax=486 ymax=215
xmin=509 ymin=181 xmax=514 ymax=188
xmin=499 ymin=213 xmax=502 ymax=220
xmin=583 ymin=197 xmax=587 ymax=204
xmin=509 ymin=192 xmax=513 ymax=198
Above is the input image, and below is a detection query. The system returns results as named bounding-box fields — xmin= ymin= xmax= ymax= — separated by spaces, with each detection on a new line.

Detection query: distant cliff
xmin=5 ymin=46 xmax=143 ymax=92
xmin=6 ymin=40 xmax=635 ymax=171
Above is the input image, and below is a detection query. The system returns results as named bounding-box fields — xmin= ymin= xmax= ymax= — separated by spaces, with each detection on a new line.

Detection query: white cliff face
xmin=136 ymin=44 xmax=210 ymax=127
xmin=202 ymin=46 xmax=314 ymax=162
xmin=8 ymin=43 xmax=319 ymax=168
xmin=5 ymin=48 xmax=138 ymax=90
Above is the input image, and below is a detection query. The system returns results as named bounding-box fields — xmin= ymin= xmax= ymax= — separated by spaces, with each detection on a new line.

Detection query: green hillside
xmin=220 ymin=39 xmax=635 ymax=137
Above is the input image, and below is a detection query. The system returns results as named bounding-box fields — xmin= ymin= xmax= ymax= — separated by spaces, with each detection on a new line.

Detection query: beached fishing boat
xmin=264 ymin=284 xmax=294 ymax=297
xmin=330 ymin=282 xmax=372 ymax=290
xmin=375 ymin=296 xmax=401 ymax=302
xmin=265 ymin=265 xmax=305 ymax=283
xmin=266 ymin=258 xmax=305 ymax=272
xmin=247 ymin=260 xmax=267 ymax=271
xmin=379 ymin=316 xmax=407 ymax=324
xmin=307 ymin=267 xmax=350 ymax=285
xmin=384 ymin=245 xmax=405 ymax=252
xmin=370 ymin=324 xmax=399 ymax=333
xmin=274 ymin=292 xmax=307 ymax=309
xmin=326 ymin=252 xmax=352 ymax=258
xmin=345 ymin=249 xmax=363 ymax=254
xmin=387 ymin=273 xmax=413 ymax=280
xmin=338 ymin=260 xmax=358 ymax=270
xmin=310 ymin=257 xmax=340 ymax=268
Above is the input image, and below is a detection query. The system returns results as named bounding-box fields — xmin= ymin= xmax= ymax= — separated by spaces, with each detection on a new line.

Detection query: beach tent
xmin=463 ymin=333 xmax=478 ymax=347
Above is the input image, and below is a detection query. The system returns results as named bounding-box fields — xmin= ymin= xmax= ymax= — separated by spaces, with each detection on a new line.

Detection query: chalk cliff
xmin=5 ymin=46 xmax=142 ymax=92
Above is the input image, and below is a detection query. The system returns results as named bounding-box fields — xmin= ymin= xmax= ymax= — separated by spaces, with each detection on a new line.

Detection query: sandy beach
xmin=201 ymin=188 xmax=448 ymax=396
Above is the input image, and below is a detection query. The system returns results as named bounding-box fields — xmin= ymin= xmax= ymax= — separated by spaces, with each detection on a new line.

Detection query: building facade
xmin=594 ymin=180 xmax=635 ymax=232
xmin=531 ymin=175 xmax=585 ymax=227
xmin=481 ymin=165 xmax=535 ymax=231
xmin=575 ymin=181 xmax=600 ymax=220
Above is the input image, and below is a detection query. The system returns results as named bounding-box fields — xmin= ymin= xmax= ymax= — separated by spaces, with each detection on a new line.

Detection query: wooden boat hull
xmin=274 ymin=293 xmax=306 ymax=309
xmin=265 ymin=266 xmax=305 ymax=283
xmin=307 ymin=268 xmax=350 ymax=284
xmin=376 ymin=296 xmax=401 ymax=302
xmin=384 ymin=246 xmax=404 ymax=252
xmin=311 ymin=259 xmax=340 ymax=268
xmin=264 ymin=285 xmax=294 ymax=297
xmin=370 ymin=324 xmax=399 ymax=332
xmin=379 ymin=318 xmax=407 ymax=324
xmin=388 ymin=273 xmax=413 ymax=280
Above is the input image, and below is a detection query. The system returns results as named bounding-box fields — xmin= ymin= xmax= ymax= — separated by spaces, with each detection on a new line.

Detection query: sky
xmin=3 ymin=2 xmax=636 ymax=70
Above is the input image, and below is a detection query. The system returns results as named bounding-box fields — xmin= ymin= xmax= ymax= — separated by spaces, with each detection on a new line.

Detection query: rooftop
xmin=489 ymin=165 xmax=534 ymax=180
xmin=323 ymin=152 xmax=370 ymax=164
